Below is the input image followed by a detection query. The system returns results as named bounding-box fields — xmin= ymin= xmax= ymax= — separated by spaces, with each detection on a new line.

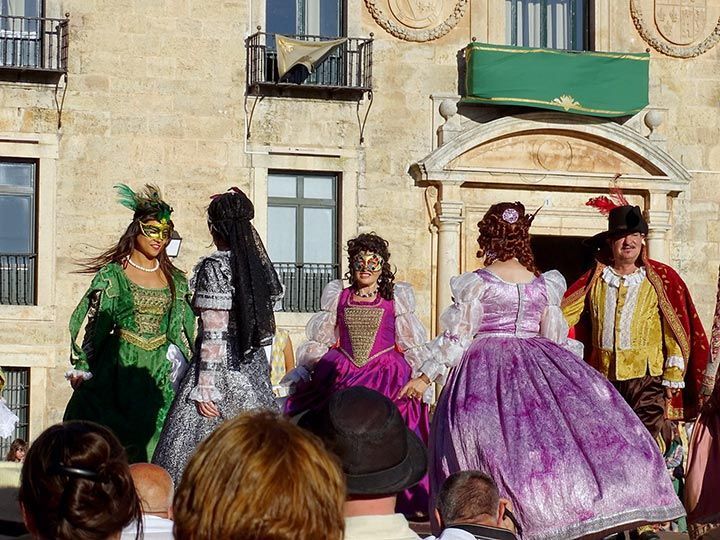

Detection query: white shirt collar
xmin=602 ymin=265 xmax=646 ymax=288
xmin=344 ymin=514 xmax=421 ymax=540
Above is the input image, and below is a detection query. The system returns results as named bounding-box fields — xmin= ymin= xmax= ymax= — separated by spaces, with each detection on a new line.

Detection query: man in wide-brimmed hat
xmin=563 ymin=201 xmax=708 ymax=540
xmin=563 ymin=201 xmax=708 ymax=442
xmin=299 ymin=386 xmax=426 ymax=540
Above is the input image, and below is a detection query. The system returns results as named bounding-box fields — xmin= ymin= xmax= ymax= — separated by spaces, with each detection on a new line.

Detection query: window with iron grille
xmin=0 ymin=367 xmax=30 ymax=457
xmin=264 ymin=0 xmax=346 ymax=86
xmin=506 ymin=0 xmax=591 ymax=51
xmin=0 ymin=159 xmax=37 ymax=306
xmin=1 ymin=0 xmax=42 ymax=68
xmin=267 ymin=172 xmax=340 ymax=313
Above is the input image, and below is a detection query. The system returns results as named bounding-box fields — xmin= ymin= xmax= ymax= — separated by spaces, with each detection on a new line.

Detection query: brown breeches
xmin=612 ymin=374 xmax=666 ymax=440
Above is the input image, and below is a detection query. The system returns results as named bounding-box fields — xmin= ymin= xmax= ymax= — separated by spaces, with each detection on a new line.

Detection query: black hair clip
xmin=49 ymin=463 xmax=99 ymax=480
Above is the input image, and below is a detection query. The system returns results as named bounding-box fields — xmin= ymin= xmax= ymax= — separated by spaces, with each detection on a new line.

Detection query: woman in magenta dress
xmin=402 ymin=202 xmax=684 ymax=540
xmin=284 ymin=233 xmax=431 ymax=516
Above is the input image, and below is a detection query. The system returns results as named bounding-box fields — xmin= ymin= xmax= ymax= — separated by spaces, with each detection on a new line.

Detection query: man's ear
xmin=497 ymin=498 xmax=514 ymax=530
xmin=434 ymin=508 xmax=444 ymax=530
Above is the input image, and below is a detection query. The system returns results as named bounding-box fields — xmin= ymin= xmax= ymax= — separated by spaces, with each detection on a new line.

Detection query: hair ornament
xmin=210 ymin=186 xmax=243 ymax=200
xmin=49 ymin=463 xmax=99 ymax=480
xmin=114 ymin=183 xmax=173 ymax=223
xmin=502 ymin=208 xmax=519 ymax=224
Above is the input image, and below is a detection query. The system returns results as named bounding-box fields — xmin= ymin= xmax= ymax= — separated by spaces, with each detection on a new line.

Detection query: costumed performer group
xmin=61 ymin=182 xmax=720 ymax=539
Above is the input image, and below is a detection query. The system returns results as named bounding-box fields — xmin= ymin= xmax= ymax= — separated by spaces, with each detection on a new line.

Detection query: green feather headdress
xmin=114 ymin=183 xmax=173 ymax=223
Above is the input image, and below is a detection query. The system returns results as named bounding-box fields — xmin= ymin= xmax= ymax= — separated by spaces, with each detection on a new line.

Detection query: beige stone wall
xmin=0 ymin=0 xmax=718 ymax=436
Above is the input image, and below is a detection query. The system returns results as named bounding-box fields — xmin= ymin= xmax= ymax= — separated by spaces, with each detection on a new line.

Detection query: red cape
xmin=562 ymin=257 xmax=710 ymax=421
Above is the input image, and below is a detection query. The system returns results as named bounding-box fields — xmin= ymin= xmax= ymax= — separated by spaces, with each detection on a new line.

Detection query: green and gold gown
xmin=64 ymin=262 xmax=195 ymax=462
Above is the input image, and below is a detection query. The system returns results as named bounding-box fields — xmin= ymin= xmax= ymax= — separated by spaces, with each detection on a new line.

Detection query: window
xmin=506 ymin=0 xmax=590 ymax=51
xmin=267 ymin=172 xmax=339 ymax=312
xmin=1 ymin=0 xmax=42 ymax=68
xmin=0 ymin=367 xmax=29 ymax=457
xmin=0 ymin=159 xmax=36 ymax=306
xmin=264 ymin=0 xmax=346 ymax=86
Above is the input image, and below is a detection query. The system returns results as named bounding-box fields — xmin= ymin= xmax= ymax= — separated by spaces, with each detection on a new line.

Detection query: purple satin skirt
xmin=286 ymin=347 xmax=430 ymax=516
xmin=430 ymin=335 xmax=685 ymax=540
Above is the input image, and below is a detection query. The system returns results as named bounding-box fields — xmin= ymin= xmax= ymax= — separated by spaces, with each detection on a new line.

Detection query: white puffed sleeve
xmin=540 ymin=270 xmax=584 ymax=358
xmin=295 ymin=279 xmax=344 ymax=368
xmin=394 ymin=282 xmax=432 ymax=372
xmin=423 ymin=272 xmax=485 ymax=385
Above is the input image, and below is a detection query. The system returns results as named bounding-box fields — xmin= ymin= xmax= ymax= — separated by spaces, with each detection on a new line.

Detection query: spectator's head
xmin=6 ymin=438 xmax=27 ymax=463
xmin=299 ymin=387 xmax=427 ymax=501
xmin=18 ymin=421 xmax=142 ymax=540
xmin=129 ymin=463 xmax=174 ymax=520
xmin=435 ymin=471 xmax=515 ymax=533
xmin=173 ymin=411 xmax=345 ymax=540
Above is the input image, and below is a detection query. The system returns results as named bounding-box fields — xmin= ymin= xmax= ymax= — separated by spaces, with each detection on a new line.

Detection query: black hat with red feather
xmin=586 ymin=183 xmax=648 ymax=247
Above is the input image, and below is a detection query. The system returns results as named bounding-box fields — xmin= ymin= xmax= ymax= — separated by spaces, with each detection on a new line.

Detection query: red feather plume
xmin=586 ymin=196 xmax=618 ymax=215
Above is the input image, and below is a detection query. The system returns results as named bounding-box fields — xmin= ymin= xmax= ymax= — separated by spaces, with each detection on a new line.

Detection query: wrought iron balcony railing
xmin=246 ymin=31 xmax=372 ymax=98
xmin=0 ymin=253 xmax=36 ymax=306
xmin=0 ymin=14 xmax=68 ymax=81
xmin=273 ymin=262 xmax=339 ymax=313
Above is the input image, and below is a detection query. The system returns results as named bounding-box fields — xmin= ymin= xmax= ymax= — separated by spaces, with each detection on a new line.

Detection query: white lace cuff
xmin=189 ymin=384 xmax=224 ymax=402
xmin=65 ymin=369 xmax=93 ymax=381
xmin=665 ymin=355 xmax=685 ymax=372
xmin=662 ymin=379 xmax=685 ymax=389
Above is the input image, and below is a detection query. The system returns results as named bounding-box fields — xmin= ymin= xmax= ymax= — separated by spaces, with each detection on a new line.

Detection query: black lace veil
xmin=207 ymin=189 xmax=282 ymax=356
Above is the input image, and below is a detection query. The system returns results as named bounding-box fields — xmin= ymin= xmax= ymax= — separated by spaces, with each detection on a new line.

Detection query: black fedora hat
xmin=298 ymin=387 xmax=427 ymax=496
xmin=586 ymin=205 xmax=649 ymax=247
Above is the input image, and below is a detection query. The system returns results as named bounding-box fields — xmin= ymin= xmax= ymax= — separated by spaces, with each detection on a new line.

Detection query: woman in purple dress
xmin=401 ymin=202 xmax=684 ymax=540
xmin=284 ymin=233 xmax=431 ymax=516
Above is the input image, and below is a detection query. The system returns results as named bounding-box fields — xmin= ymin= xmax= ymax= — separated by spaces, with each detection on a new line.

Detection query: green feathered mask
xmin=114 ymin=183 xmax=173 ymax=224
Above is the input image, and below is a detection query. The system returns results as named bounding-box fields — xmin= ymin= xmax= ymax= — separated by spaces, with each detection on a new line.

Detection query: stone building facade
xmin=0 ymin=0 xmax=718 ymax=440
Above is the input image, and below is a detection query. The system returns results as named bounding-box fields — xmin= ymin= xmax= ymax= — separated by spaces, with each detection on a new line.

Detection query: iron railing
xmin=274 ymin=262 xmax=339 ymax=313
xmin=0 ymin=254 xmax=36 ymax=306
xmin=0 ymin=14 xmax=69 ymax=74
xmin=0 ymin=367 xmax=29 ymax=457
xmin=246 ymin=32 xmax=372 ymax=95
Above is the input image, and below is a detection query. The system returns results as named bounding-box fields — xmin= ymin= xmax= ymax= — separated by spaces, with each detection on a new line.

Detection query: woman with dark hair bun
xmin=404 ymin=202 xmax=683 ymax=540
xmin=19 ymin=421 xmax=142 ymax=540
xmin=153 ymin=188 xmax=282 ymax=484
xmin=283 ymin=232 xmax=432 ymax=516
xmin=64 ymin=184 xmax=195 ymax=463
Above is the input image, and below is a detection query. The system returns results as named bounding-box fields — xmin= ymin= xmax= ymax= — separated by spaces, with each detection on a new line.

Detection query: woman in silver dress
xmin=153 ymin=188 xmax=282 ymax=483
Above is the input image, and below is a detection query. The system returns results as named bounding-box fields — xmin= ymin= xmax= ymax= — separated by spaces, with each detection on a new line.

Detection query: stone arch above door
xmin=409 ymin=108 xmax=692 ymax=322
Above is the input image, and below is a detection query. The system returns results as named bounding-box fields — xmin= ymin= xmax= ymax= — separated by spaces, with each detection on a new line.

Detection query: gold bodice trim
xmin=344 ymin=306 xmax=383 ymax=368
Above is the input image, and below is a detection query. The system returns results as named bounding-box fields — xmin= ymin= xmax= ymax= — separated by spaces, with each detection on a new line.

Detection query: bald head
xmin=129 ymin=463 xmax=174 ymax=518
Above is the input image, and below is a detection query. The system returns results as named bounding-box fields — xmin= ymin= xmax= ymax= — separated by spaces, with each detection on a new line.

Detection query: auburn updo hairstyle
xmin=477 ymin=202 xmax=539 ymax=275
xmin=344 ymin=233 xmax=396 ymax=300
xmin=19 ymin=421 xmax=142 ymax=540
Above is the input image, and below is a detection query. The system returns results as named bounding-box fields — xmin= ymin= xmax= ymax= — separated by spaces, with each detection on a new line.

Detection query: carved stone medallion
xmin=631 ymin=0 xmax=720 ymax=57
xmin=365 ymin=0 xmax=468 ymax=42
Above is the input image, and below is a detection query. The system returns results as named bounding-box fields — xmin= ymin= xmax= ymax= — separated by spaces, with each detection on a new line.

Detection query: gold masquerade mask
xmin=351 ymin=251 xmax=384 ymax=273
xmin=139 ymin=220 xmax=172 ymax=242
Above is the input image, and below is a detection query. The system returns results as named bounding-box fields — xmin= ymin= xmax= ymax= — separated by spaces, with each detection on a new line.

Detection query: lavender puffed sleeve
xmin=422 ymin=272 xmax=485 ymax=385
xmin=393 ymin=282 xmax=432 ymax=372
xmin=295 ymin=279 xmax=343 ymax=368
xmin=541 ymin=270 xmax=584 ymax=358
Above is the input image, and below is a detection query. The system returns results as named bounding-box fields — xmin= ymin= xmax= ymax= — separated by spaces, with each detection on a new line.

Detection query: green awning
xmin=463 ymin=42 xmax=649 ymax=118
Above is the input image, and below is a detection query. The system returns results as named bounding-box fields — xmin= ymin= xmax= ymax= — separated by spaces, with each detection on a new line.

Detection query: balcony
xmin=462 ymin=42 xmax=649 ymax=118
xmin=273 ymin=262 xmax=339 ymax=313
xmin=0 ymin=253 xmax=36 ymax=306
xmin=0 ymin=14 xmax=68 ymax=83
xmin=246 ymin=31 xmax=372 ymax=100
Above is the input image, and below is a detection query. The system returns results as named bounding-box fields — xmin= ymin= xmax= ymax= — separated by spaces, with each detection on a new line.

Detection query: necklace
xmin=353 ymin=287 xmax=378 ymax=298
xmin=126 ymin=257 xmax=160 ymax=273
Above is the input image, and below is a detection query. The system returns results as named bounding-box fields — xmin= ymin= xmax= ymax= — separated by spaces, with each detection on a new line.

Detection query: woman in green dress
xmin=64 ymin=184 xmax=195 ymax=462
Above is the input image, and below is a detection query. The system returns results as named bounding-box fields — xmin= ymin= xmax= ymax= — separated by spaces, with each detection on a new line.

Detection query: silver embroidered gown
xmin=152 ymin=251 xmax=278 ymax=483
